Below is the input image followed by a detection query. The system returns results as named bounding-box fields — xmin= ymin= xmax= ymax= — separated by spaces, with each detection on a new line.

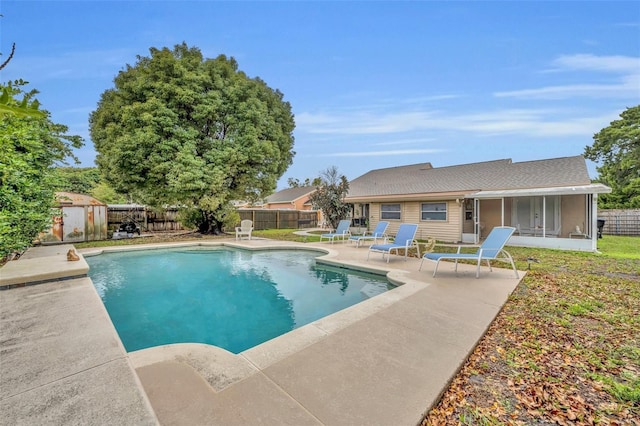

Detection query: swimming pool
xmin=87 ymin=247 xmax=394 ymax=353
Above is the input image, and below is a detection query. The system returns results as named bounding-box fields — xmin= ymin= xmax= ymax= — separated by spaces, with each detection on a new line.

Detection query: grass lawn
xmin=253 ymin=228 xmax=323 ymax=243
xmin=597 ymin=235 xmax=640 ymax=259
xmin=423 ymin=235 xmax=640 ymax=425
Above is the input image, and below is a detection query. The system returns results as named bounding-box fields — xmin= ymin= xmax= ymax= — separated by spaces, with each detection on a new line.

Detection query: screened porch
xmin=467 ymin=184 xmax=611 ymax=252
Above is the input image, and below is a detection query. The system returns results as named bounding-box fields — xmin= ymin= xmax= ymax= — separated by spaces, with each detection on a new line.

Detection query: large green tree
xmin=0 ymin=82 xmax=82 ymax=259
xmin=51 ymin=166 xmax=127 ymax=204
xmin=89 ymin=43 xmax=295 ymax=233
xmin=308 ymin=166 xmax=351 ymax=230
xmin=52 ymin=167 xmax=100 ymax=194
xmin=584 ymin=105 xmax=640 ymax=208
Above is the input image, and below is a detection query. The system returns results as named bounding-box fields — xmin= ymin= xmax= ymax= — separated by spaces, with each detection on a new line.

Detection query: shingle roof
xmin=346 ymin=156 xmax=591 ymax=199
xmin=265 ymin=186 xmax=316 ymax=203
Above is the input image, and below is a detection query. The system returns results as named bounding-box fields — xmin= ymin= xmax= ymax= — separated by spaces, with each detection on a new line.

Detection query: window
xmin=380 ymin=203 xmax=401 ymax=220
xmin=421 ymin=202 xmax=447 ymax=221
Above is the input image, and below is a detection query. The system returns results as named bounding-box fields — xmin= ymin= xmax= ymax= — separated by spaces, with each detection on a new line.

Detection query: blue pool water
xmin=87 ymin=247 xmax=394 ymax=353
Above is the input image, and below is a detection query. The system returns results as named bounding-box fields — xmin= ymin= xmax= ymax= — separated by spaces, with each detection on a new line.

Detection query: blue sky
xmin=2 ymin=1 xmax=639 ymax=190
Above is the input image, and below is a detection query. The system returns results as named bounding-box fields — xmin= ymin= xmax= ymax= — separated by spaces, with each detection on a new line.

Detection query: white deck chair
xmin=235 ymin=220 xmax=253 ymax=240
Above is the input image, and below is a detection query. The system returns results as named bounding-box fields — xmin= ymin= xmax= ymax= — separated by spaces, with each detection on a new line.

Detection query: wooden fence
xmin=238 ymin=209 xmax=319 ymax=230
xmin=598 ymin=209 xmax=640 ymax=236
xmin=107 ymin=205 xmax=184 ymax=232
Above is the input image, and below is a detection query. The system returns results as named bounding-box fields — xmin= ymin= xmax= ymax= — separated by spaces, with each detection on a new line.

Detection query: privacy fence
xmin=107 ymin=205 xmax=184 ymax=232
xmin=598 ymin=209 xmax=640 ymax=236
xmin=238 ymin=209 xmax=319 ymax=230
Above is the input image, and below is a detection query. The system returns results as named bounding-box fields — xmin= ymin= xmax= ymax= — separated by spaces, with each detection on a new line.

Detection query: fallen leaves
xmin=421 ymin=246 xmax=640 ymax=426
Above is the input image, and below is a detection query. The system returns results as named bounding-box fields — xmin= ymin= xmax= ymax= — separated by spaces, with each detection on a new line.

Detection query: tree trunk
xmin=197 ymin=211 xmax=222 ymax=234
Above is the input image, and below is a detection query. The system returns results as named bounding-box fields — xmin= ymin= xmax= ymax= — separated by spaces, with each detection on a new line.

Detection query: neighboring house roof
xmin=265 ymin=186 xmax=316 ymax=204
xmin=346 ymin=156 xmax=604 ymax=201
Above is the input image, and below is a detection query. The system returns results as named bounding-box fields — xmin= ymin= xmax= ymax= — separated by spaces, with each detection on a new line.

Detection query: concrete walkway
xmin=0 ymin=245 xmax=158 ymax=426
xmin=1 ymin=239 xmax=523 ymax=425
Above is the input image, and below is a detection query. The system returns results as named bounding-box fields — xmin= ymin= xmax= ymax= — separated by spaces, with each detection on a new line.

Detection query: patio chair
xmin=235 ymin=220 xmax=253 ymax=240
xmin=349 ymin=221 xmax=389 ymax=247
xmin=420 ymin=226 xmax=518 ymax=278
xmin=320 ymin=219 xmax=351 ymax=243
xmin=367 ymin=223 xmax=419 ymax=263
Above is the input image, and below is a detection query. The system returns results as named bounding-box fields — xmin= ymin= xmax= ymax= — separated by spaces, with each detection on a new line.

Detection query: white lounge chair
xmin=235 ymin=220 xmax=253 ymax=240
xmin=320 ymin=219 xmax=351 ymax=243
xmin=367 ymin=223 xmax=419 ymax=263
xmin=349 ymin=221 xmax=389 ymax=247
xmin=420 ymin=226 xmax=518 ymax=278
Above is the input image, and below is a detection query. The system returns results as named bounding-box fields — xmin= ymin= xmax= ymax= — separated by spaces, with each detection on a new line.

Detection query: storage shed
xmin=40 ymin=192 xmax=108 ymax=243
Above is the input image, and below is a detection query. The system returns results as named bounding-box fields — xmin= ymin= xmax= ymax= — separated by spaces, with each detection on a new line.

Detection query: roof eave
xmin=468 ymin=184 xmax=612 ymax=199
xmin=345 ymin=190 xmax=476 ymax=203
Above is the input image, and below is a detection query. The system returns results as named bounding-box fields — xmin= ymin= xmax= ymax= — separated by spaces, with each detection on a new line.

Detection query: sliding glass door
xmin=512 ymin=196 xmax=560 ymax=235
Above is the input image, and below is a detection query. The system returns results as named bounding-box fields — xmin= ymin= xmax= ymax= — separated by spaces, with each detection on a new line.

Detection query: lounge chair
xmin=420 ymin=226 xmax=518 ymax=278
xmin=367 ymin=223 xmax=418 ymax=263
xmin=235 ymin=220 xmax=253 ymax=240
xmin=320 ymin=219 xmax=351 ymax=243
xmin=349 ymin=221 xmax=389 ymax=247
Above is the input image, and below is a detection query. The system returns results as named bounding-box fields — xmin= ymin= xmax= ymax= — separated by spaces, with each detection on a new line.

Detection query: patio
xmin=0 ymin=239 xmax=523 ymax=425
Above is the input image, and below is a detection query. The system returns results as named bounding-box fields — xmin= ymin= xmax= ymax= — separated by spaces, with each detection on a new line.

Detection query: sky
xmin=2 ymin=1 xmax=639 ymax=190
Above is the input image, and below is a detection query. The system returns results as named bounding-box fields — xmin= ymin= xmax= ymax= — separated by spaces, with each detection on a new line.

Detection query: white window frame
xmin=421 ymin=202 xmax=447 ymax=221
xmin=380 ymin=203 xmax=401 ymax=220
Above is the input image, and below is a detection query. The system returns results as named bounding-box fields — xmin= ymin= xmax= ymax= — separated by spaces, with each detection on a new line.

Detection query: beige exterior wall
xmin=266 ymin=202 xmax=293 ymax=209
xmin=367 ymin=200 xmax=463 ymax=242
xmin=478 ymin=199 xmax=503 ymax=239
xmin=265 ymin=197 xmax=312 ymax=210
xmin=561 ymin=194 xmax=587 ymax=237
xmin=365 ymin=194 xmax=591 ymax=242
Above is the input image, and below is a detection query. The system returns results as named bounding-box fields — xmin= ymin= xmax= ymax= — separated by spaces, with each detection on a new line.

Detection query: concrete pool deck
xmin=1 ymin=239 xmax=524 ymax=425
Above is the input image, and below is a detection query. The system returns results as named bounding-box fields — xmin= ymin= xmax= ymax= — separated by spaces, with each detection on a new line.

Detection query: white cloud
xmin=296 ymin=110 xmax=436 ymax=134
xmin=551 ymin=54 xmax=640 ymax=73
xmin=297 ymin=107 xmax=612 ymax=138
xmin=372 ymin=137 xmax=436 ymax=146
xmin=495 ymin=54 xmax=640 ymax=99
xmin=316 ymin=148 xmax=446 ymax=158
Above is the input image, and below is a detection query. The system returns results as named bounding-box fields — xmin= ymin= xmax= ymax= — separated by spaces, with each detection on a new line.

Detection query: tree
xmin=0 ymin=82 xmax=83 ymax=259
xmin=308 ymin=166 xmax=351 ymax=230
xmin=584 ymin=105 xmax=640 ymax=208
xmin=287 ymin=177 xmax=323 ymax=188
xmin=89 ymin=43 xmax=295 ymax=233
xmin=90 ymin=182 xmax=127 ymax=204
xmin=52 ymin=167 xmax=101 ymax=194
xmin=0 ymin=39 xmax=45 ymax=118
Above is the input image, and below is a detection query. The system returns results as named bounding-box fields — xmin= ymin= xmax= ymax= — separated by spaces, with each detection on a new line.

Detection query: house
xmin=344 ymin=156 xmax=611 ymax=251
xmin=263 ymin=186 xmax=317 ymax=210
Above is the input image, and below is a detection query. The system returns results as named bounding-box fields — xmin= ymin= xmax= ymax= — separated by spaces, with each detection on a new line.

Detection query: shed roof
xmin=265 ymin=186 xmax=316 ymax=204
xmin=345 ymin=156 xmax=594 ymax=200
xmin=55 ymin=192 xmax=106 ymax=206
